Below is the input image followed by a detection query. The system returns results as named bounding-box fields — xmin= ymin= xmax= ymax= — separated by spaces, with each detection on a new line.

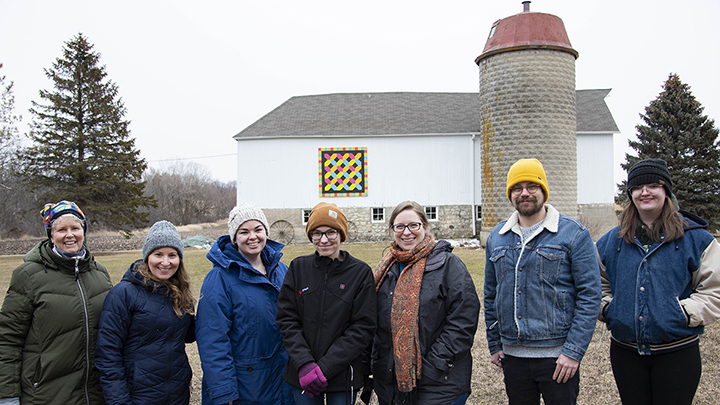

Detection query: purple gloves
xmin=298 ymin=362 xmax=328 ymax=398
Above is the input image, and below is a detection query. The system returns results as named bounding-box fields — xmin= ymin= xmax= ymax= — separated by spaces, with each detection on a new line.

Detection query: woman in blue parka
xmin=96 ymin=220 xmax=196 ymax=405
xmin=195 ymin=203 xmax=294 ymax=405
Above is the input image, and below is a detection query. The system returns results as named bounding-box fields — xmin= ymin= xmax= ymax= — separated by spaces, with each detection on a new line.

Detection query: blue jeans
xmin=292 ymin=387 xmax=357 ymax=405
xmin=378 ymin=392 xmax=469 ymax=405
xmin=501 ymin=355 xmax=579 ymax=405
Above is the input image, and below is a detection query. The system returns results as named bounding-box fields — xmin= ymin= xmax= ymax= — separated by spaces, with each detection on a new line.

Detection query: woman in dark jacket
xmin=0 ymin=201 xmax=112 ymax=405
xmin=372 ymin=201 xmax=480 ymax=405
xmin=277 ymin=202 xmax=377 ymax=405
xmin=96 ymin=220 xmax=196 ymax=405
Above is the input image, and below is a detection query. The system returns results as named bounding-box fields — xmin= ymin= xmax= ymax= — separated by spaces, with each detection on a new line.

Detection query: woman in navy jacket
xmin=96 ymin=221 xmax=196 ymax=405
xmin=597 ymin=159 xmax=720 ymax=405
xmin=196 ymin=203 xmax=294 ymax=405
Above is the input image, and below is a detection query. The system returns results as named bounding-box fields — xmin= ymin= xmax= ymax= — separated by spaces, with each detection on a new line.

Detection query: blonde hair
xmin=619 ymin=196 xmax=685 ymax=244
xmin=136 ymin=259 xmax=196 ymax=317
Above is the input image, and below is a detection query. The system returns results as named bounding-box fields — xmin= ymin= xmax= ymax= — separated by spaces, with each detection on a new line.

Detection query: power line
xmin=148 ymin=153 xmax=236 ymax=163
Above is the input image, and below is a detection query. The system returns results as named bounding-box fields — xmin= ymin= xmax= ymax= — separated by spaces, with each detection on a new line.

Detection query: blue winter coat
xmin=196 ymin=235 xmax=294 ymax=405
xmin=95 ymin=261 xmax=195 ymax=405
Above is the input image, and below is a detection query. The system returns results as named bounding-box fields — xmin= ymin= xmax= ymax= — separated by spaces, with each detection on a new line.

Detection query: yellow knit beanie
xmin=506 ymin=158 xmax=549 ymax=202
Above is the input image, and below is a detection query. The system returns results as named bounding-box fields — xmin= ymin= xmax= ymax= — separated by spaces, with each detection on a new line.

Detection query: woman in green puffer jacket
xmin=0 ymin=201 xmax=113 ymax=405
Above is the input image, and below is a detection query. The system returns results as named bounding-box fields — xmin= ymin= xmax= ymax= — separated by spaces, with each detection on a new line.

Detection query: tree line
xmin=0 ymin=34 xmax=235 ymax=239
xmin=2 ymin=34 xmax=719 ymax=238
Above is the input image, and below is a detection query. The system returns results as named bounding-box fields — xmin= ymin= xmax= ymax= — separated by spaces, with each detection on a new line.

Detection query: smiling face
xmin=631 ymin=182 xmax=667 ymax=221
xmin=51 ymin=214 xmax=85 ymax=253
xmin=234 ymin=220 xmax=267 ymax=260
xmin=311 ymin=225 xmax=342 ymax=259
xmin=147 ymin=247 xmax=180 ymax=281
xmin=511 ymin=181 xmax=546 ymax=218
xmin=392 ymin=209 xmax=427 ymax=251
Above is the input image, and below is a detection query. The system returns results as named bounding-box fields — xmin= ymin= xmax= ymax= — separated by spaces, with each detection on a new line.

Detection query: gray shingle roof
xmin=235 ymin=90 xmax=618 ymax=138
xmin=576 ymin=89 xmax=619 ymax=133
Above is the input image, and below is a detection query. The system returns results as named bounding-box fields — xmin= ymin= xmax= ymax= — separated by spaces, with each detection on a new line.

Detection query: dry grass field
xmin=1 ymin=241 xmax=718 ymax=404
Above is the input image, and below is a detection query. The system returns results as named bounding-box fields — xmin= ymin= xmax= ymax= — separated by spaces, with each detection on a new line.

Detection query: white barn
xmin=233 ymin=90 xmax=618 ymax=244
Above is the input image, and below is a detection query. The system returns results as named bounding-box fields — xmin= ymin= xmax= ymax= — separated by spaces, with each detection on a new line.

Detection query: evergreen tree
xmin=617 ymin=73 xmax=720 ymax=230
xmin=17 ymin=34 xmax=155 ymax=234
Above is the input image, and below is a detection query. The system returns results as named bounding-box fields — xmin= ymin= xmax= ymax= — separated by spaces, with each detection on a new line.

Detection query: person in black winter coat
xmin=372 ymin=201 xmax=480 ymax=405
xmin=96 ymin=221 xmax=196 ymax=405
xmin=277 ymin=202 xmax=377 ymax=405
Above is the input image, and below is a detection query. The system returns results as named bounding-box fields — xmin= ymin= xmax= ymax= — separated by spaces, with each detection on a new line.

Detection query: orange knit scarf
xmin=373 ymin=236 xmax=436 ymax=392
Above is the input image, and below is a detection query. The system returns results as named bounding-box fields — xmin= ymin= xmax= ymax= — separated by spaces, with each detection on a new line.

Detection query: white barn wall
xmin=576 ymin=133 xmax=614 ymax=204
xmin=235 ymin=134 xmax=476 ymax=210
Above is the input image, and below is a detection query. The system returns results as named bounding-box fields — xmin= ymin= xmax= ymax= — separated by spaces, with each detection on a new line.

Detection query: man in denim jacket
xmin=483 ymin=158 xmax=601 ymax=405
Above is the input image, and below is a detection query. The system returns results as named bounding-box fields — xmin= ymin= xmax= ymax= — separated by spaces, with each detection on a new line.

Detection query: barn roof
xmin=576 ymin=89 xmax=619 ymax=133
xmin=234 ymin=90 xmax=618 ymax=139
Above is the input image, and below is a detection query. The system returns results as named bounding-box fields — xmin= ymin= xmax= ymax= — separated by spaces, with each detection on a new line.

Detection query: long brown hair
xmin=136 ymin=259 xmax=196 ymax=317
xmin=619 ymin=196 xmax=685 ymax=244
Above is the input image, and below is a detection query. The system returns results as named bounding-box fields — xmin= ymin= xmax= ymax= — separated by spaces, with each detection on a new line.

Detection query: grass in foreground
xmin=1 ymin=243 xmax=717 ymax=404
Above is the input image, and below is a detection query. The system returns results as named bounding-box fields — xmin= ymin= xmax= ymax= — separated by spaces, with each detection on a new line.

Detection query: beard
xmin=513 ymin=196 xmax=544 ymax=218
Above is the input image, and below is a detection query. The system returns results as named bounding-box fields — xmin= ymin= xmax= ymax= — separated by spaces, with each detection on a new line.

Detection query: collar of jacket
xmin=499 ymin=203 xmax=560 ymax=236
xmin=123 ymin=260 xmax=169 ymax=293
xmin=210 ymin=234 xmax=285 ymax=281
xmin=29 ymin=239 xmax=96 ymax=275
xmin=313 ymin=250 xmax=347 ymax=269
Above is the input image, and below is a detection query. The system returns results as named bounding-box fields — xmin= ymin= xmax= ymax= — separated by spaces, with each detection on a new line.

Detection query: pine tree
xmin=617 ymin=73 xmax=720 ymax=230
xmin=17 ymin=34 xmax=155 ymax=233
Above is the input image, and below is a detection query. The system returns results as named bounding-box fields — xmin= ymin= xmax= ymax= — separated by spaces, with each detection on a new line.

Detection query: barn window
xmin=371 ymin=208 xmax=385 ymax=223
xmin=302 ymin=209 xmax=312 ymax=225
xmin=425 ymin=206 xmax=438 ymax=221
xmin=476 ymin=205 xmax=482 ymax=220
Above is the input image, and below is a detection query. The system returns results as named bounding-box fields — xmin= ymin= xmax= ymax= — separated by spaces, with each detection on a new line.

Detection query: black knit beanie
xmin=627 ymin=158 xmax=673 ymax=197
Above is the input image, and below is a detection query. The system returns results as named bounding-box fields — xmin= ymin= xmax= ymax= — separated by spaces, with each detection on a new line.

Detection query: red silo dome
xmin=475 ymin=5 xmax=578 ymax=63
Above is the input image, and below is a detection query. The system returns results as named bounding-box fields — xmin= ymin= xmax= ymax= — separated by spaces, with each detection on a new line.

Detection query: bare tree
xmin=143 ymin=162 xmax=236 ymax=226
xmin=0 ymin=63 xmax=41 ymax=238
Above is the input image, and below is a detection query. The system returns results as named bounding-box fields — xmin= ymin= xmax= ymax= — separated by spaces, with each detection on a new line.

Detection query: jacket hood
xmin=206 ymin=234 xmax=285 ymax=279
xmin=680 ymin=210 xmax=709 ymax=231
xmin=425 ymin=239 xmax=453 ymax=271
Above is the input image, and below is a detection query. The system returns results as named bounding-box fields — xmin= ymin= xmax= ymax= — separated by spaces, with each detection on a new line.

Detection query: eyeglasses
xmin=629 ymin=183 xmax=663 ymax=195
xmin=391 ymin=222 xmax=423 ymax=233
xmin=309 ymin=229 xmax=339 ymax=242
xmin=510 ymin=183 xmax=541 ymax=195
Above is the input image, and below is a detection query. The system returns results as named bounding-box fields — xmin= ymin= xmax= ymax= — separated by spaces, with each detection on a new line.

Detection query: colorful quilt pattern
xmin=319 ymin=147 xmax=367 ymax=197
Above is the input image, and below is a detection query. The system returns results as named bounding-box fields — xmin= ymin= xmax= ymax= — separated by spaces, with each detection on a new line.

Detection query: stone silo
xmin=476 ymin=1 xmax=578 ymax=234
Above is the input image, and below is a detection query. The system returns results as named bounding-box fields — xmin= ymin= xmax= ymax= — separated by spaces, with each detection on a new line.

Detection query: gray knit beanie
xmin=228 ymin=203 xmax=270 ymax=242
xmin=143 ymin=220 xmax=184 ymax=262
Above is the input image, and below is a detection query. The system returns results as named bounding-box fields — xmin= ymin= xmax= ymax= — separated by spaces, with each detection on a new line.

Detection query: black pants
xmin=610 ymin=341 xmax=701 ymax=405
xmin=501 ymin=355 xmax=580 ymax=405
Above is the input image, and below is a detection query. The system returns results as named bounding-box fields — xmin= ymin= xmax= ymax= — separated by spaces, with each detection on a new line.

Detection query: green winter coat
xmin=0 ymin=240 xmax=112 ymax=404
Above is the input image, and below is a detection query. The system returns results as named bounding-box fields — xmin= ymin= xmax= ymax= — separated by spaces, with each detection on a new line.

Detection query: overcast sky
xmin=2 ymin=0 xmax=719 ymax=184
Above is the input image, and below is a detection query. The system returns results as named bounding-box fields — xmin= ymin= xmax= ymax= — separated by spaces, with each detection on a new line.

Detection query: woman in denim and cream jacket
xmin=597 ymin=158 xmax=720 ymax=405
